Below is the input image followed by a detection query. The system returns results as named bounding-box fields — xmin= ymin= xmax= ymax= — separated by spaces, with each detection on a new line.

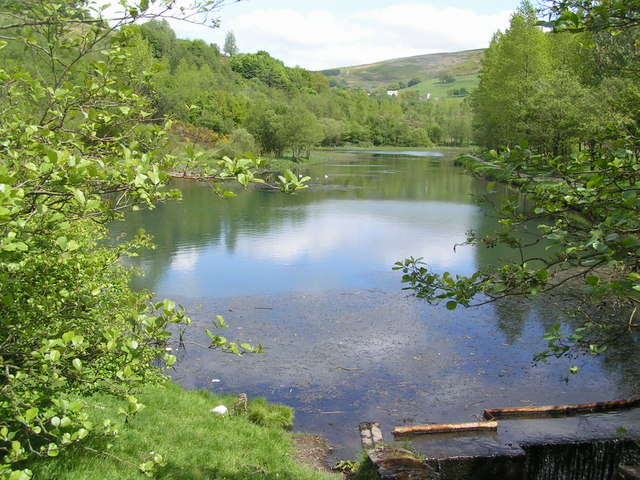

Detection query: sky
xmin=165 ymin=0 xmax=529 ymax=71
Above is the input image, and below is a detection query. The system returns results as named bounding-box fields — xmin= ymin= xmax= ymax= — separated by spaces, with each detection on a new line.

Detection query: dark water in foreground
xmin=112 ymin=151 xmax=640 ymax=459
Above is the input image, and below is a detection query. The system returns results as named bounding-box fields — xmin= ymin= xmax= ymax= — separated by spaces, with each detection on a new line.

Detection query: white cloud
xmin=236 ymin=9 xmax=371 ymax=48
xmin=197 ymin=2 xmax=513 ymax=70
xmin=361 ymin=3 xmax=511 ymax=53
xmin=96 ymin=0 xmax=515 ymax=70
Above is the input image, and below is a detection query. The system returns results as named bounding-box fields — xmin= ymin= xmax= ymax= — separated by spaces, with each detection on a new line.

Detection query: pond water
xmin=112 ymin=150 xmax=640 ymax=460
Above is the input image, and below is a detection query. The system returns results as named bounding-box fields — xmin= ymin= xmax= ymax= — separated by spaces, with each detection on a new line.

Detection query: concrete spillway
xmin=362 ymin=406 xmax=640 ymax=479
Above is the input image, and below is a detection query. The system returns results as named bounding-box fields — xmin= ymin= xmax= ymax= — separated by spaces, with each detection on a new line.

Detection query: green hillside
xmin=322 ymin=48 xmax=484 ymax=97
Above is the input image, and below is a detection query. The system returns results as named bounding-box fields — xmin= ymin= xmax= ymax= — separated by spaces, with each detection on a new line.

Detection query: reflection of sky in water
xmin=169 ymin=246 xmax=200 ymax=271
xmin=154 ymin=199 xmax=477 ymax=298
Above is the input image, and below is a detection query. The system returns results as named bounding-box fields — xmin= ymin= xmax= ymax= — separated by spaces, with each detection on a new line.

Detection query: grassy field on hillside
xmin=329 ymin=49 xmax=484 ymax=91
xmin=409 ymin=74 xmax=480 ymax=100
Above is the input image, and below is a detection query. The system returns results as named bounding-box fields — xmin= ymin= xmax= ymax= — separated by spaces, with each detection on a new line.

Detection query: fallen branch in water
xmin=483 ymin=396 xmax=640 ymax=420
xmin=394 ymin=421 xmax=498 ymax=436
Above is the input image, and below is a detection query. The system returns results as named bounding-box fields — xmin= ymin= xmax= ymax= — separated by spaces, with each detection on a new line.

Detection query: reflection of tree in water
xmin=521 ymin=286 xmax=640 ymax=391
xmin=600 ymin=328 xmax=640 ymax=393
xmin=472 ymin=192 xmax=548 ymax=272
xmin=304 ymin=152 xmax=489 ymax=203
xmin=562 ymin=301 xmax=640 ymax=393
xmin=492 ymin=297 xmax=531 ymax=344
xmin=111 ymin=179 xmax=310 ymax=289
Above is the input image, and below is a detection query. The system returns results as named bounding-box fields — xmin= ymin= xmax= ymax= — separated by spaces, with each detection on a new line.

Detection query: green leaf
xmin=25 ymin=408 xmax=39 ymax=422
xmin=586 ymin=275 xmax=599 ymax=286
xmin=73 ymin=189 xmax=86 ymax=204
xmin=16 ymin=241 xmax=28 ymax=251
xmin=62 ymin=331 xmax=75 ymax=344
xmin=162 ymin=299 xmax=175 ymax=314
xmin=8 ymin=469 xmax=32 ymax=480
xmin=134 ymin=173 xmax=147 ymax=186
xmin=148 ymin=170 xmax=160 ymax=185
xmin=216 ymin=315 xmax=227 ymax=328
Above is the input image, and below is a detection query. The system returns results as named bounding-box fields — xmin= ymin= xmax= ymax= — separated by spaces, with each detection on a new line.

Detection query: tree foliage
xmin=437 ymin=72 xmax=456 ymax=84
xmin=126 ymin=21 xmax=474 ymax=152
xmin=471 ymin=1 xmax=552 ymax=150
xmin=398 ymin=0 xmax=640 ymax=364
xmin=230 ymin=51 xmax=291 ymax=89
xmin=223 ymin=30 xmax=238 ymax=56
xmin=544 ymin=0 xmax=640 ymax=32
xmin=0 ymin=0 xmax=308 ymax=477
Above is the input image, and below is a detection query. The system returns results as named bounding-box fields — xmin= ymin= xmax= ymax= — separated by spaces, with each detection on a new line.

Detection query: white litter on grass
xmin=211 ymin=405 xmax=228 ymax=415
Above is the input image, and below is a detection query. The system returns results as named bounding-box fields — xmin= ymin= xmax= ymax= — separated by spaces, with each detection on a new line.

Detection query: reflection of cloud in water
xmin=235 ymin=200 xmax=477 ymax=271
xmin=169 ymin=246 xmax=201 ymax=272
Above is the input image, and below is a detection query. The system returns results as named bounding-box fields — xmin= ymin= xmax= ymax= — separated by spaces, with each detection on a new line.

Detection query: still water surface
xmin=113 ymin=150 xmax=640 ymax=458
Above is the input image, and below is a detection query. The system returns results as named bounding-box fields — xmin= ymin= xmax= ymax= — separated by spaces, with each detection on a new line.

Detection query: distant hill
xmin=321 ymin=48 xmax=485 ymax=97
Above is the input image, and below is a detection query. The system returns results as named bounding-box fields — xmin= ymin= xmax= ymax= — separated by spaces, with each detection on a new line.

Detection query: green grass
xmin=30 ymin=381 xmax=339 ymax=480
xmin=409 ymin=74 xmax=479 ymax=100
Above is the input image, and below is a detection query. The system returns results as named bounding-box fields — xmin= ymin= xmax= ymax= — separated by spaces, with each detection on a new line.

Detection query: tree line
xmin=471 ymin=1 xmax=639 ymax=157
xmin=132 ymin=19 xmax=473 ymax=159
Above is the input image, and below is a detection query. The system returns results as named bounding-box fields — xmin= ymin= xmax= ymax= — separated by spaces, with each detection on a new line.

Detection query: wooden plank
xmin=394 ymin=421 xmax=498 ymax=436
xmin=483 ymin=396 xmax=640 ymax=421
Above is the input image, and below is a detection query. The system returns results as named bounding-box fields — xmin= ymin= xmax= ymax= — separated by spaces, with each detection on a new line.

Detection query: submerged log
xmin=483 ymin=395 xmax=640 ymax=420
xmin=394 ymin=420 xmax=498 ymax=436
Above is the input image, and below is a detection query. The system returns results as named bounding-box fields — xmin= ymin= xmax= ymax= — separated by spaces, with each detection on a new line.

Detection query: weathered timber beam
xmin=393 ymin=421 xmax=498 ymax=436
xmin=483 ymin=396 xmax=640 ymax=421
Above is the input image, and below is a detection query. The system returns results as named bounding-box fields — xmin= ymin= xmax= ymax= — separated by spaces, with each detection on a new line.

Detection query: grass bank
xmin=455 ymin=153 xmax=529 ymax=185
xmin=30 ymin=381 xmax=340 ymax=480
